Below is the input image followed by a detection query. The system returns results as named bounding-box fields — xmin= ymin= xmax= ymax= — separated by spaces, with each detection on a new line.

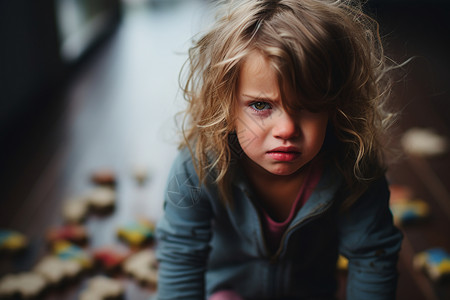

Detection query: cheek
xmin=235 ymin=121 xmax=256 ymax=151
xmin=235 ymin=113 xmax=265 ymax=142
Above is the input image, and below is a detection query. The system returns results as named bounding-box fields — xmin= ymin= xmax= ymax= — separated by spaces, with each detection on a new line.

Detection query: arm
xmin=156 ymin=155 xmax=213 ymax=300
xmin=338 ymin=177 xmax=403 ymax=300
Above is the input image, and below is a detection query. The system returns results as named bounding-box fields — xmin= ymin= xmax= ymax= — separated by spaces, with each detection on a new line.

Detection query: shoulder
xmin=169 ymin=147 xmax=217 ymax=182
xmin=165 ymin=147 xmax=219 ymax=209
xmin=339 ymin=175 xmax=391 ymax=224
xmin=170 ymin=147 xmax=197 ymax=175
xmin=165 ymin=148 xmax=201 ymax=208
xmin=338 ymin=175 xmax=402 ymax=252
xmin=169 ymin=147 xmax=216 ymax=188
xmin=355 ymin=176 xmax=390 ymax=209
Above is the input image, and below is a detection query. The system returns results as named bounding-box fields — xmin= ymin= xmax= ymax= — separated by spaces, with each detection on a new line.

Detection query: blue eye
xmin=250 ymin=101 xmax=271 ymax=111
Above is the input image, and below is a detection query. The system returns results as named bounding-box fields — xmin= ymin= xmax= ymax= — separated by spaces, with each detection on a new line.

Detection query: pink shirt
xmin=260 ymin=164 xmax=323 ymax=254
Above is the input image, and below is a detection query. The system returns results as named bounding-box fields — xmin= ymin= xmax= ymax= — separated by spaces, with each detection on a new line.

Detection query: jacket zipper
xmin=269 ymin=201 xmax=334 ymax=264
xmin=254 ymin=202 xmax=271 ymax=256
xmin=247 ymin=188 xmax=334 ymax=262
xmin=247 ymin=190 xmax=334 ymax=297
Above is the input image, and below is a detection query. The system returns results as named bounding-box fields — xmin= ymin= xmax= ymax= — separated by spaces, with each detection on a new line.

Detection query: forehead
xmin=241 ymin=52 xmax=271 ymax=74
xmin=238 ymin=51 xmax=280 ymax=99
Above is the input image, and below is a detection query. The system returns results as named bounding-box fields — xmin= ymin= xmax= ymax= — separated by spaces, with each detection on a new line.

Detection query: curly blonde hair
xmin=179 ymin=0 xmax=396 ymax=208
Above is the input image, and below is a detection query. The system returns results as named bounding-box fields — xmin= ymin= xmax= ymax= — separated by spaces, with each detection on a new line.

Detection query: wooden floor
xmin=0 ymin=1 xmax=449 ymax=299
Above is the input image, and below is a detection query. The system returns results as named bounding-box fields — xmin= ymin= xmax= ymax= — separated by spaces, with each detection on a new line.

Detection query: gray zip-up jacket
xmin=156 ymin=148 xmax=403 ymax=299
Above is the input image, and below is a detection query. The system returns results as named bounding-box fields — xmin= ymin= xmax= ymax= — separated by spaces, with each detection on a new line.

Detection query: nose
xmin=272 ymin=111 xmax=299 ymax=140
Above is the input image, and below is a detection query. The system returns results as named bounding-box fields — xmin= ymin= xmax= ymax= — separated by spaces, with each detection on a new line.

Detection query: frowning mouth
xmin=268 ymin=146 xmax=300 ymax=153
xmin=266 ymin=147 xmax=301 ymax=162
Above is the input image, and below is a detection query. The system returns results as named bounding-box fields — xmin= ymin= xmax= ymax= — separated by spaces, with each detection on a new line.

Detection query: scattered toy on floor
xmin=0 ymin=229 xmax=28 ymax=254
xmin=390 ymin=198 xmax=430 ymax=226
xmin=0 ymin=272 xmax=47 ymax=299
xmin=117 ymin=218 xmax=155 ymax=248
xmin=389 ymin=184 xmax=430 ymax=225
xmin=93 ymin=246 xmax=130 ymax=273
xmin=123 ymin=249 xmax=158 ymax=287
xmin=46 ymin=224 xmax=89 ymax=246
xmin=34 ymin=255 xmax=83 ymax=286
xmin=91 ymin=168 xmax=117 ymax=186
xmin=401 ymin=127 xmax=448 ymax=157
xmin=52 ymin=240 xmax=93 ymax=270
xmin=336 ymin=255 xmax=348 ymax=272
xmin=389 ymin=184 xmax=414 ymax=203
xmin=413 ymin=248 xmax=450 ymax=282
xmin=62 ymin=196 xmax=90 ymax=224
xmin=78 ymin=275 xmax=124 ymax=300
xmin=132 ymin=164 xmax=150 ymax=185
xmin=86 ymin=187 xmax=116 ymax=214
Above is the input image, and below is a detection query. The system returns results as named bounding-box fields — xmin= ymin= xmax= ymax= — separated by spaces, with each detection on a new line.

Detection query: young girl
xmin=156 ymin=0 xmax=403 ymax=299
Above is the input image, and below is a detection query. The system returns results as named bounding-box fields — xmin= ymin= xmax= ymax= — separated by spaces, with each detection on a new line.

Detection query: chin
xmin=267 ymin=166 xmax=299 ymax=176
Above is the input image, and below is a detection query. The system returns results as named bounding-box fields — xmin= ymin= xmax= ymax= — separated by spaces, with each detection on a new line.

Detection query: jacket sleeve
xmin=156 ymin=154 xmax=213 ymax=300
xmin=338 ymin=177 xmax=403 ymax=300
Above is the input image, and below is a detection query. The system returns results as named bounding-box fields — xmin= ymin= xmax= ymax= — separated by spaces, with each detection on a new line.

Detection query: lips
xmin=266 ymin=146 xmax=301 ymax=162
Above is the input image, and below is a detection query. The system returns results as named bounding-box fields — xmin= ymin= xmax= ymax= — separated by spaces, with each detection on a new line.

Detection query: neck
xmin=240 ymin=155 xmax=311 ymax=222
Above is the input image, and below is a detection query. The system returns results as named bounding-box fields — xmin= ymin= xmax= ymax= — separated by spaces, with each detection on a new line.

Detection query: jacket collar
xmin=228 ymin=160 xmax=343 ymax=256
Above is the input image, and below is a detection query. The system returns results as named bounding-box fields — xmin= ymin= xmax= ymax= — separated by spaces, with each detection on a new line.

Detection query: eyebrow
xmin=241 ymin=94 xmax=280 ymax=102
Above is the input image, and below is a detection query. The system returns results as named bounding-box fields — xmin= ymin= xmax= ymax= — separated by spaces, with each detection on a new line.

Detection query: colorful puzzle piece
xmin=401 ymin=127 xmax=448 ymax=157
xmin=87 ymin=187 xmax=116 ymax=213
xmin=390 ymin=198 xmax=430 ymax=225
xmin=52 ymin=240 xmax=93 ymax=269
xmin=79 ymin=275 xmax=124 ymax=300
xmin=336 ymin=255 xmax=348 ymax=271
xmin=414 ymin=248 xmax=450 ymax=281
xmin=34 ymin=255 xmax=83 ymax=285
xmin=93 ymin=247 xmax=130 ymax=272
xmin=62 ymin=196 xmax=90 ymax=224
xmin=117 ymin=219 xmax=155 ymax=247
xmin=389 ymin=184 xmax=413 ymax=203
xmin=91 ymin=168 xmax=117 ymax=186
xmin=0 ymin=272 xmax=47 ymax=299
xmin=0 ymin=229 xmax=27 ymax=253
xmin=123 ymin=249 xmax=158 ymax=287
xmin=46 ymin=224 xmax=89 ymax=245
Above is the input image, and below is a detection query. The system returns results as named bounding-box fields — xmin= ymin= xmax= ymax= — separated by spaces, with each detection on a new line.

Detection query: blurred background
xmin=0 ymin=0 xmax=449 ymax=299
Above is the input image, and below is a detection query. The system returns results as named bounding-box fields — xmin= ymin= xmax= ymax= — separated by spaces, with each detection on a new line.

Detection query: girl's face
xmin=235 ymin=51 xmax=329 ymax=177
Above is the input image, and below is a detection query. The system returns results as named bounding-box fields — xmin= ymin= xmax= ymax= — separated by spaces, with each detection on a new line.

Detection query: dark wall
xmin=367 ymin=0 xmax=450 ymax=80
xmin=0 ymin=0 xmax=122 ymax=141
xmin=368 ymin=0 xmax=450 ymax=128
xmin=0 ymin=0 xmax=64 ymax=137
